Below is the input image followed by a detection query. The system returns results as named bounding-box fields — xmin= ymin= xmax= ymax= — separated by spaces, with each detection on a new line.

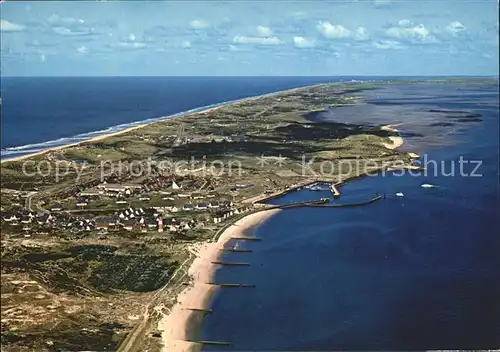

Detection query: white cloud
xmin=293 ymin=36 xmax=316 ymax=48
xmin=189 ymin=19 xmax=210 ymax=29
xmin=129 ymin=34 xmax=136 ymax=41
xmin=233 ymin=35 xmax=282 ymax=45
xmin=354 ymin=26 xmax=369 ymax=41
xmin=40 ymin=54 xmax=46 ymax=62
xmin=316 ymin=22 xmax=368 ymax=41
xmin=446 ymin=21 xmax=467 ymax=35
xmin=48 ymin=14 xmax=85 ymax=25
xmin=77 ymin=46 xmax=89 ymax=54
xmin=290 ymin=11 xmax=308 ymax=20
xmin=317 ymin=21 xmax=351 ymax=39
xmin=398 ymin=19 xmax=413 ymax=27
xmin=181 ymin=40 xmax=191 ymax=48
xmin=373 ymin=39 xmax=405 ymax=49
xmin=386 ymin=23 xmax=436 ymax=43
xmin=256 ymin=25 xmax=272 ymax=37
xmin=373 ymin=0 xmax=392 ymax=7
xmin=1 ymin=19 xmax=25 ymax=32
xmin=52 ymin=26 xmax=93 ymax=36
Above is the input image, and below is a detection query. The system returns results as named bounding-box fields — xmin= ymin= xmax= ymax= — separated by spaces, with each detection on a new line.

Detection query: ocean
xmin=1 ymin=76 xmax=385 ymax=159
xmin=200 ymin=81 xmax=500 ymax=350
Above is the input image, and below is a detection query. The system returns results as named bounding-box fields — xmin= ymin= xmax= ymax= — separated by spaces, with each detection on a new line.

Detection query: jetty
xmin=275 ymin=198 xmax=328 ymax=209
xmin=184 ymin=340 xmax=231 ymax=346
xmin=230 ymin=237 xmax=262 ymax=241
xmin=330 ymin=183 xmax=341 ymax=197
xmin=306 ymin=195 xmax=382 ymax=207
xmin=210 ymin=261 xmax=250 ymax=266
xmin=219 ymin=248 xmax=253 ymax=253
xmin=184 ymin=308 xmax=213 ymax=313
xmin=248 ymin=179 xmax=318 ymax=204
xmin=207 ymin=283 xmax=256 ymax=288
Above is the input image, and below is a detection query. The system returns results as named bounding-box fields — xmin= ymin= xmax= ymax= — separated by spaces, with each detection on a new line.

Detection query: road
xmin=25 ymin=192 xmax=37 ymax=212
xmin=116 ymin=252 xmax=194 ymax=352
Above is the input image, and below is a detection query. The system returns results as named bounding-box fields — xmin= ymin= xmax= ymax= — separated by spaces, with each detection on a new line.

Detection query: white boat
xmin=308 ymin=183 xmax=330 ymax=191
xmin=421 ymin=183 xmax=435 ymax=188
xmin=396 ymin=192 xmax=404 ymax=197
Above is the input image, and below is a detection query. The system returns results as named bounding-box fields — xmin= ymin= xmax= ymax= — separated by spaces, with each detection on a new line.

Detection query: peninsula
xmin=1 ymin=81 xmax=423 ymax=351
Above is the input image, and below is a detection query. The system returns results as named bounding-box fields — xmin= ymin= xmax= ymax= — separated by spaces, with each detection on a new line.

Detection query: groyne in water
xmin=210 ymin=261 xmax=251 ymax=266
xmin=306 ymin=195 xmax=382 ymax=207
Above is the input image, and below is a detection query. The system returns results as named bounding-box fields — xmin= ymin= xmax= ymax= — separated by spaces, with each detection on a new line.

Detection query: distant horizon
xmin=2 ymin=74 xmax=499 ymax=79
xmin=1 ymin=1 xmax=498 ymax=76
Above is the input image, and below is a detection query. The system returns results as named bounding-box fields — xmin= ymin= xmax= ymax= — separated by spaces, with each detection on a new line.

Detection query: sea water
xmin=201 ymin=81 xmax=500 ymax=350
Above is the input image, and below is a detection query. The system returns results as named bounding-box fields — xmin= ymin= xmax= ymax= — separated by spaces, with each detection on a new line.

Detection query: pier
xmin=184 ymin=340 xmax=232 ymax=346
xmin=207 ymin=283 xmax=256 ymax=288
xmin=306 ymin=195 xmax=382 ymax=207
xmin=249 ymin=179 xmax=318 ymax=204
xmin=276 ymin=198 xmax=328 ymax=209
xmin=184 ymin=308 xmax=213 ymax=313
xmin=330 ymin=183 xmax=341 ymax=197
xmin=230 ymin=236 xmax=262 ymax=241
xmin=219 ymin=248 xmax=253 ymax=253
xmin=211 ymin=261 xmax=250 ymax=266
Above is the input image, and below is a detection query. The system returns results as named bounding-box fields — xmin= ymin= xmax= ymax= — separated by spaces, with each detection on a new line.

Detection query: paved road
xmin=25 ymin=192 xmax=37 ymax=212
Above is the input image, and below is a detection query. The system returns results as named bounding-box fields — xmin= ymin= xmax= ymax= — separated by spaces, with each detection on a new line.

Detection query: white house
xmin=195 ymin=203 xmax=209 ymax=210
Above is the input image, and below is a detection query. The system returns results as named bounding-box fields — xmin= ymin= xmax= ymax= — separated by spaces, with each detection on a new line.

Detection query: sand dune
xmin=381 ymin=124 xmax=404 ymax=150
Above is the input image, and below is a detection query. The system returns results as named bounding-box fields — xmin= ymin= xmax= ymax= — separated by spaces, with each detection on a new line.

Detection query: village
xmin=1 ymin=176 xmax=261 ymax=240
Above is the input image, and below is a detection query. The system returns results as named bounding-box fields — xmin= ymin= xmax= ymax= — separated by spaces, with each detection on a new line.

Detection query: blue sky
xmin=1 ymin=0 xmax=498 ymax=76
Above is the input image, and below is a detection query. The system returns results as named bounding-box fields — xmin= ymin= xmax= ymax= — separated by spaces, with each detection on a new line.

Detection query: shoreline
xmin=157 ymin=208 xmax=280 ymax=352
xmin=381 ymin=123 xmax=404 ymax=150
xmin=1 ymin=83 xmax=331 ymax=164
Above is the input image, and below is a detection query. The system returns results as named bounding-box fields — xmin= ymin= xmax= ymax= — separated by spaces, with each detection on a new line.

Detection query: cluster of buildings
xmin=0 ymin=206 xmax=200 ymax=236
xmin=2 ymin=210 xmax=95 ymax=235
xmin=2 ymin=173 xmax=259 ymax=238
xmin=94 ymin=207 xmax=198 ymax=233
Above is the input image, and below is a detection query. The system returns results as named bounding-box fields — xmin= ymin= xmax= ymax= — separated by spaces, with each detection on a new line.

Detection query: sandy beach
xmin=0 ymin=105 xmax=226 ymax=165
xmin=157 ymin=208 xmax=280 ymax=352
xmin=381 ymin=124 xmax=404 ymax=150
xmin=1 ymin=83 xmax=329 ymax=165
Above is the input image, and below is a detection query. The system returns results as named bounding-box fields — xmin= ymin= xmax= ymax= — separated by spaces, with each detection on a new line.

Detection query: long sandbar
xmin=157 ymin=208 xmax=280 ymax=352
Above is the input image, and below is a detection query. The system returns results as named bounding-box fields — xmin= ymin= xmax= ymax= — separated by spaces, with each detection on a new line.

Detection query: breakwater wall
xmin=213 ymin=199 xmax=327 ymax=242
xmin=306 ymin=195 xmax=382 ymax=207
xmin=273 ymin=198 xmax=328 ymax=209
xmin=253 ymin=180 xmax=320 ymax=204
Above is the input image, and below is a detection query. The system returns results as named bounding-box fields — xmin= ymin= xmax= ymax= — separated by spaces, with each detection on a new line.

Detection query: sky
xmin=0 ymin=0 xmax=499 ymax=76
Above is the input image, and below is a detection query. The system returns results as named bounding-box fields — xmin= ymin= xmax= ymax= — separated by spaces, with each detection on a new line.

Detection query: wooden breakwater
xmin=306 ymin=195 xmax=382 ymax=208
xmin=184 ymin=308 xmax=213 ymax=313
xmin=274 ymin=198 xmax=328 ymax=209
xmin=207 ymin=283 xmax=256 ymax=288
xmin=219 ymin=248 xmax=253 ymax=253
xmin=230 ymin=236 xmax=262 ymax=241
xmin=184 ymin=340 xmax=231 ymax=346
xmin=213 ymin=199 xmax=328 ymax=242
xmin=211 ymin=261 xmax=250 ymax=266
